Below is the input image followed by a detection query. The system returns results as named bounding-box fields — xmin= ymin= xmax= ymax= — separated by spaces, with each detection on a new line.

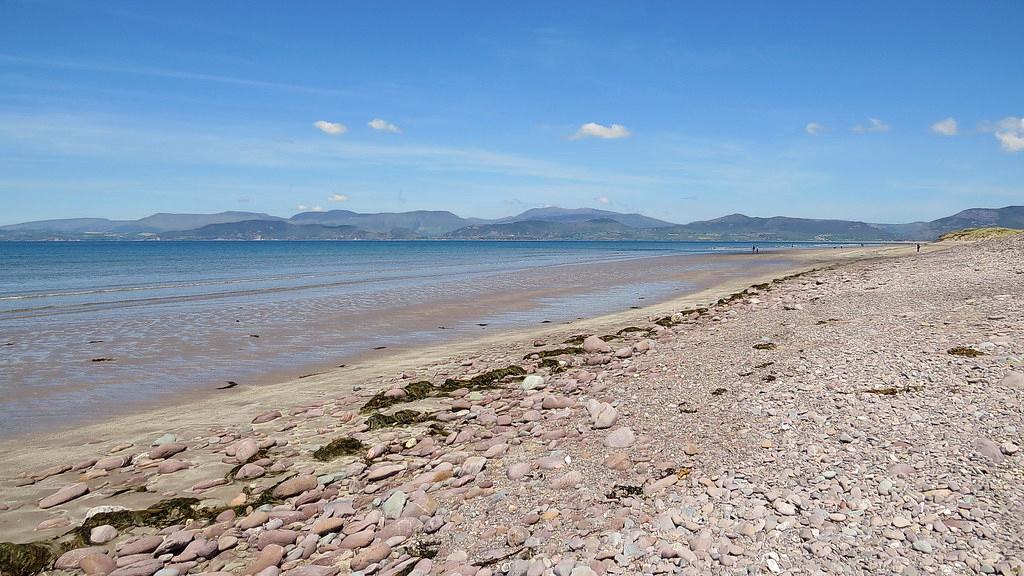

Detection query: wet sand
xmin=2 ymin=248 xmax=798 ymax=439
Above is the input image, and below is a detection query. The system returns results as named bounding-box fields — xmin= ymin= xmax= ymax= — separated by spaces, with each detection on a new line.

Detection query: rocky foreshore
xmin=2 ymin=237 xmax=1023 ymax=576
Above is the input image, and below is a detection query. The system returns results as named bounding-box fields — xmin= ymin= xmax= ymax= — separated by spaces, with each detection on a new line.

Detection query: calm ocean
xmin=0 ymin=240 xmax=821 ymax=437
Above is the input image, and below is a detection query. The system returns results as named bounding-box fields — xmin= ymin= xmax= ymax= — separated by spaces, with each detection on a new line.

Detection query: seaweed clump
xmin=605 ymin=484 xmax=644 ymax=500
xmin=70 ymin=498 xmax=211 ymax=547
xmin=525 ymin=347 xmax=583 ymax=360
xmin=361 ymin=380 xmax=435 ymax=413
xmin=948 ymin=347 xmax=984 ymax=357
xmin=440 ymin=365 xmax=526 ymax=392
xmin=752 ymin=343 xmax=776 ymax=350
xmin=0 ymin=542 xmax=56 ymax=576
xmin=360 ymin=365 xmax=527 ymax=414
xmin=313 ymin=436 xmax=366 ymax=461
xmin=365 ymin=410 xmax=429 ymax=430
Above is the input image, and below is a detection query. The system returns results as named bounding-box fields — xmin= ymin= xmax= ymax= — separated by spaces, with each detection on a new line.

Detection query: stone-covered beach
xmin=2 ymin=236 xmax=1022 ymax=576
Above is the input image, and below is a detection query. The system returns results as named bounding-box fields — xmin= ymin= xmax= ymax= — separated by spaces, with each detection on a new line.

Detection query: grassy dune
xmin=938 ymin=227 xmax=1023 ymax=241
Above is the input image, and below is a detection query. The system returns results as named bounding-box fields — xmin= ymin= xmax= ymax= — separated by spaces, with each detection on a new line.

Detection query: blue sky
xmin=1 ymin=1 xmax=1021 ymax=225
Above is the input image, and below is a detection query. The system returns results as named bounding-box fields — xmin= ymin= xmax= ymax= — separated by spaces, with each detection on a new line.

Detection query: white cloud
xmin=930 ymin=117 xmax=958 ymax=136
xmin=805 ymin=122 xmax=823 ymax=135
xmin=570 ymin=122 xmax=631 ymax=140
xmin=368 ymin=118 xmax=401 ymax=133
xmin=328 ymin=193 xmax=349 ymax=202
xmin=597 ymin=195 xmax=611 ymax=205
xmin=313 ymin=120 xmax=347 ymax=135
xmin=988 ymin=117 xmax=1024 ymax=152
xmin=296 ymin=204 xmax=324 ymax=212
xmin=852 ymin=118 xmax=891 ymax=134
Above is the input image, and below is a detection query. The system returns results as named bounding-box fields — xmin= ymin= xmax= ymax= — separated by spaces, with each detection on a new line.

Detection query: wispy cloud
xmin=805 ymin=122 xmax=824 ymax=135
xmin=368 ymin=118 xmax=401 ymax=133
xmin=328 ymin=193 xmax=349 ymax=202
xmin=570 ymin=122 xmax=631 ymax=140
xmin=0 ymin=53 xmax=350 ymax=96
xmin=930 ymin=117 xmax=958 ymax=136
xmin=296 ymin=204 xmax=324 ymax=212
xmin=313 ymin=120 xmax=347 ymax=135
xmin=597 ymin=195 xmax=611 ymax=205
xmin=852 ymin=118 xmax=891 ymax=134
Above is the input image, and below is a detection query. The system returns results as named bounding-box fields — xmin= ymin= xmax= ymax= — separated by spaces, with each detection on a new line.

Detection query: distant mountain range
xmin=1 ymin=206 xmax=1021 ymax=242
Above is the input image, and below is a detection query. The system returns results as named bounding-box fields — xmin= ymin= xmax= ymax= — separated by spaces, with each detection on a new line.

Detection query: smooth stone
xmin=550 ymin=471 xmax=583 ymax=490
xmin=235 ymin=463 xmax=266 ymax=480
xmin=351 ymin=541 xmax=392 ymax=571
xmin=461 ymin=456 xmax=487 ymax=475
xmin=152 ymin=433 xmax=176 ymax=446
xmin=604 ymin=427 xmax=636 ymax=448
xmin=312 ymin=517 xmax=346 ymax=535
xmin=234 ymin=439 xmax=259 ymax=462
xmin=773 ymin=500 xmax=796 ymax=516
xmin=148 ymin=443 xmax=187 ymax=460
xmin=507 ymin=462 xmax=531 ymax=480
xmin=39 ymin=482 xmax=89 ymax=509
xmin=243 ymin=544 xmax=284 ymax=575
xmin=157 ymin=459 xmax=190 ymax=475
xmin=603 ymin=452 xmax=631 ymax=471
xmin=382 ymin=490 xmax=408 ymax=519
xmin=257 ymin=530 xmax=298 ymax=549
xmin=55 ymin=548 xmax=108 ymax=569
xmin=582 ymin=335 xmax=612 ymax=353
xmin=94 ymin=456 xmax=131 ymax=471
xmin=252 ymin=410 xmax=282 ymax=424
xmin=339 ymin=529 xmax=375 ymax=549
xmin=81 ymin=553 xmax=117 ymax=575
xmin=90 ymin=524 xmax=119 ymax=544
xmin=975 ymin=438 xmax=1005 ymax=464
xmin=117 ymin=535 xmax=164 ymax=555
xmin=522 ymin=375 xmax=545 ymax=390
xmin=272 ymin=475 xmax=317 ymax=498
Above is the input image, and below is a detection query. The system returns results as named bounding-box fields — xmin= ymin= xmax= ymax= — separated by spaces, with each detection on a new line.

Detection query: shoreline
xmin=0 ymin=244 xmax=835 ymax=440
xmin=2 ymin=235 xmax=1021 ymax=574
xmin=0 ymin=244 xmax=924 ymax=468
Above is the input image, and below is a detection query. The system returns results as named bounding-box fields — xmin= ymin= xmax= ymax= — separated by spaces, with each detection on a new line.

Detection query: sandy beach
xmin=2 ymin=237 xmax=1022 ymax=576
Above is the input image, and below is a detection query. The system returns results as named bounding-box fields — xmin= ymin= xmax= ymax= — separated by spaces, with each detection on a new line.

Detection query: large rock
xmin=80 ymin=553 xmax=116 ymax=575
xmin=117 ymin=535 xmax=164 ymax=555
xmin=93 ymin=456 xmax=131 ymax=471
xmin=586 ymin=400 xmax=618 ymax=429
xmin=604 ymin=427 xmax=636 ymax=448
xmin=582 ymin=336 xmax=612 ymax=354
xmin=252 ymin=410 xmax=282 ymax=424
xmin=55 ymin=547 xmax=108 ymax=569
xmin=351 ymin=541 xmax=392 ymax=571
xmin=975 ymin=438 xmax=1005 ymax=464
xmin=243 ymin=544 xmax=283 ymax=575
xmin=148 ymin=443 xmax=186 ymax=460
xmin=233 ymin=439 xmax=259 ymax=462
xmin=90 ymin=524 xmax=118 ymax=544
xmin=39 ymin=482 xmax=89 ymax=508
xmin=272 ymin=475 xmax=317 ymax=498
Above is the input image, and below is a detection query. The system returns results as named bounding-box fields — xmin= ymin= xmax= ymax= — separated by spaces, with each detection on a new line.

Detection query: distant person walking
xmin=916 ymin=243 xmax=920 ymax=253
